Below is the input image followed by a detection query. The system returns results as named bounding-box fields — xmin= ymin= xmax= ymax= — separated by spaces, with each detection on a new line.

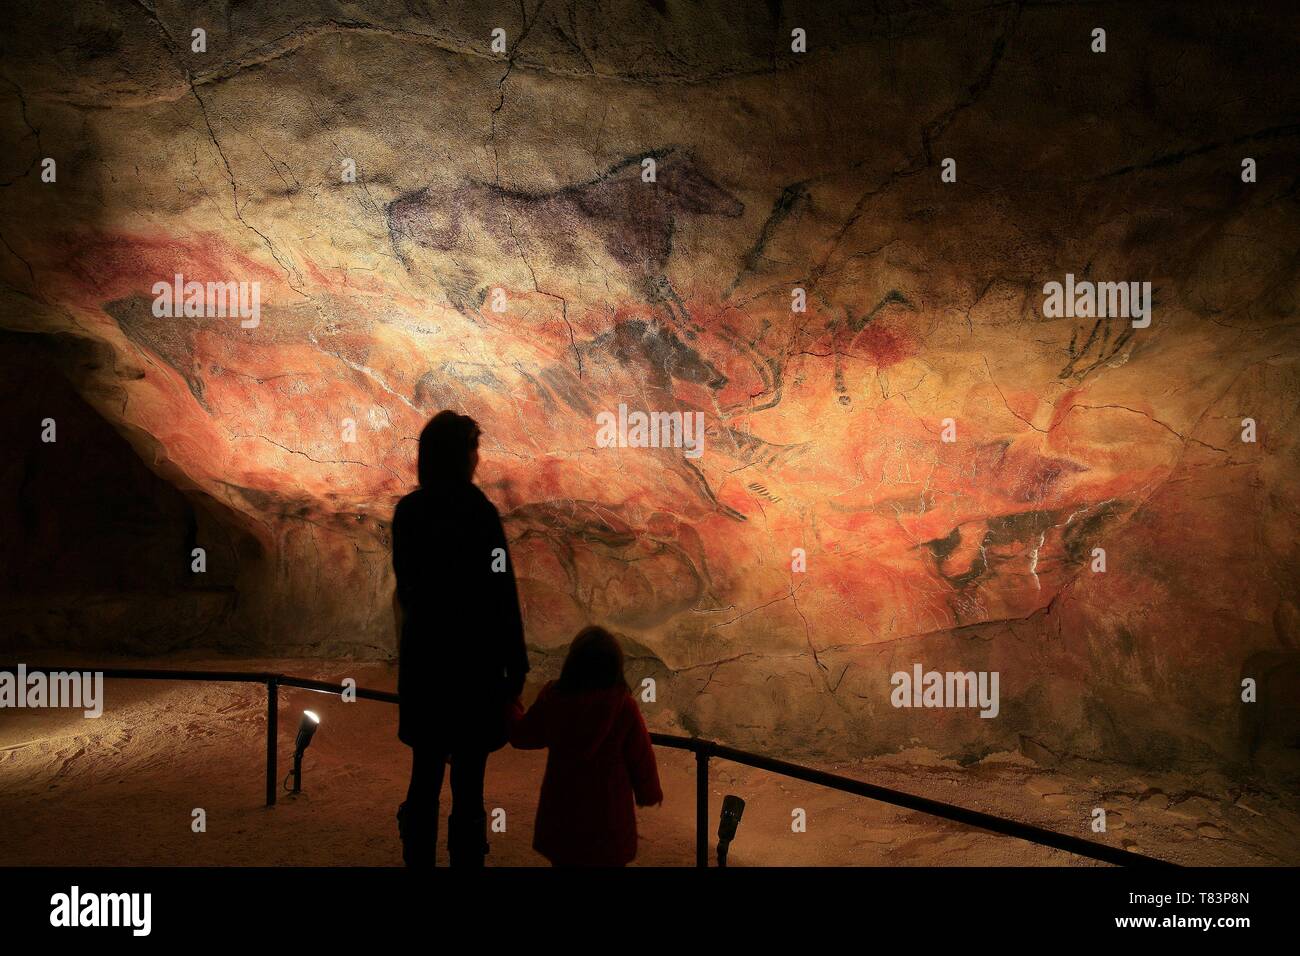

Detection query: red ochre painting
xmin=1 ymin=0 xmax=1298 ymax=871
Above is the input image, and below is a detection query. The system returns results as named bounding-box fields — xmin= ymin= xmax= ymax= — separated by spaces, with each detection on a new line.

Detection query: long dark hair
xmin=556 ymin=626 xmax=630 ymax=694
xmin=417 ymin=410 xmax=480 ymax=486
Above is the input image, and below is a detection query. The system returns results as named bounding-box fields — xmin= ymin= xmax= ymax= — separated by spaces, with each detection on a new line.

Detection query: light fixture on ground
xmin=717 ymin=794 xmax=745 ymax=867
xmin=288 ymin=710 xmax=321 ymax=794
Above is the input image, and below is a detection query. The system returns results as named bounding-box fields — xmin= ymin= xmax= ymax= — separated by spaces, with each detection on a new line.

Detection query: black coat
xmin=392 ymin=480 xmax=529 ymax=751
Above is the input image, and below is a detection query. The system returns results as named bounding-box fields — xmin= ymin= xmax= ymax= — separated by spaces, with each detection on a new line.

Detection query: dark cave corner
xmin=0 ymin=333 xmax=253 ymax=657
xmin=1239 ymin=652 xmax=1300 ymax=782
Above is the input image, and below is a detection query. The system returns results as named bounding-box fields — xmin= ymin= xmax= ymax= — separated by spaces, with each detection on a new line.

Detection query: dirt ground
xmin=2 ymin=657 xmax=1296 ymax=867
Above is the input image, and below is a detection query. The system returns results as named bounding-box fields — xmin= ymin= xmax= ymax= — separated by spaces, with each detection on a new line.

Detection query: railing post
xmin=695 ymin=744 xmax=709 ymax=868
xmin=266 ymin=676 xmax=278 ymax=807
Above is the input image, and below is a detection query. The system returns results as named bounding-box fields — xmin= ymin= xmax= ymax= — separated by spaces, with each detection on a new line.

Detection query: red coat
xmin=509 ymin=682 xmax=663 ymax=866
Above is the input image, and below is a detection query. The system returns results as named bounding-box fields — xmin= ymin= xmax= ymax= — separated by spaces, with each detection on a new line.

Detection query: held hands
xmin=506 ymin=695 xmax=525 ymax=725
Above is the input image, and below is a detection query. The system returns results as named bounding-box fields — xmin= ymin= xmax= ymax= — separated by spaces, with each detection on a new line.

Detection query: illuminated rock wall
xmin=2 ymin=1 xmax=1297 ymax=768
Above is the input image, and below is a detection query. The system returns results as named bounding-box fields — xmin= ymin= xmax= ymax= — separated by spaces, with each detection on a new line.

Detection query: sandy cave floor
xmin=2 ymin=658 xmax=1297 ymax=867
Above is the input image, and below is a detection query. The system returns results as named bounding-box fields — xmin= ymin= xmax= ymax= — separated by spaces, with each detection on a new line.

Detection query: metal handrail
xmin=2 ymin=665 xmax=1173 ymax=867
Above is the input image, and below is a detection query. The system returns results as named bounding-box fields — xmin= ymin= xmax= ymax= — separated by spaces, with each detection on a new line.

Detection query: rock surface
xmin=1 ymin=1 xmax=1298 ymax=769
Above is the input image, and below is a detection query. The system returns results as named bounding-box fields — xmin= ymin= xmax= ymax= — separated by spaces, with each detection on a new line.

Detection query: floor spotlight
xmin=717 ymin=794 xmax=745 ymax=867
xmin=289 ymin=710 xmax=321 ymax=794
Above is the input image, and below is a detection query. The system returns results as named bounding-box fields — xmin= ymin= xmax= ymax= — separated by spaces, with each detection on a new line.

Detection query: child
xmin=509 ymin=625 xmax=663 ymax=866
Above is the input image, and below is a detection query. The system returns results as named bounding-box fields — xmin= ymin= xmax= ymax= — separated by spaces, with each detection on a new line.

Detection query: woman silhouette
xmin=392 ymin=411 xmax=529 ymax=867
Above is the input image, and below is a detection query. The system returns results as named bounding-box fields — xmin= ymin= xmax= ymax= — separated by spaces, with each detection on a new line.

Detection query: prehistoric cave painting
xmin=534 ymin=362 xmax=596 ymax=417
xmin=1009 ymin=455 xmax=1088 ymax=505
xmin=714 ymin=426 xmax=810 ymax=472
xmin=412 ymin=361 xmax=510 ymax=411
xmin=948 ymin=439 xmax=1090 ymax=506
xmin=503 ymin=498 xmax=721 ymax=629
xmin=213 ymin=480 xmax=394 ymax=557
xmin=724 ymin=180 xmax=813 ymax=300
xmin=716 ymin=322 xmax=784 ymax=414
xmin=925 ymin=522 xmax=988 ymax=591
xmin=217 ymin=482 xmax=303 ymax=518
xmin=841 ymin=290 xmax=915 ymax=341
xmin=414 ymin=316 xmax=727 ymax=420
xmin=409 ymin=313 xmax=749 ymax=522
xmin=385 ymin=147 xmax=745 ymax=315
xmin=107 ymin=293 xmax=372 ymax=413
xmin=1058 ymin=314 xmax=1138 ymax=380
xmin=922 ymin=500 xmax=1127 ymax=620
xmin=725 ymin=289 xmax=918 ymax=413
xmin=828 ymin=292 xmax=919 ymax=407
xmin=585 ymin=317 xmax=727 ymax=392
xmin=644 ymin=272 xmax=710 ymax=342
xmin=386 ymin=155 xmax=791 ymax=528
xmin=1059 ymin=499 xmax=1128 ymax=563
xmin=679 ymin=455 xmax=747 ymax=523
xmin=308 ymin=316 xmax=378 ymax=371
xmin=107 ymin=294 xmax=210 ymax=408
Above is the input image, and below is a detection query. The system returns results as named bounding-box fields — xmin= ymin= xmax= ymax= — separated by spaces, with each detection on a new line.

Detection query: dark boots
xmin=396 ymin=801 xmax=437 ymax=868
xmin=398 ymin=803 xmax=488 ymax=868
xmin=447 ymin=811 xmax=489 ymax=869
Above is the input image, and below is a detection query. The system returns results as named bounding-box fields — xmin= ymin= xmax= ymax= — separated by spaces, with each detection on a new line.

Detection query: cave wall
xmin=1 ymin=0 xmax=1298 ymax=769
